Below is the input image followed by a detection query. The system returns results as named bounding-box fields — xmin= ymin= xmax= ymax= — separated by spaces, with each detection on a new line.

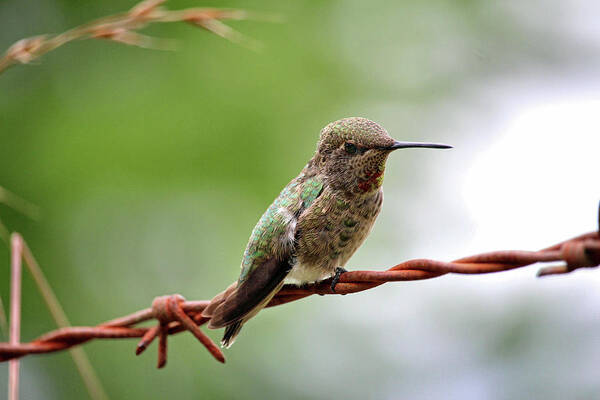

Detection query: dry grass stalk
xmin=1 ymin=212 xmax=108 ymax=399
xmin=0 ymin=0 xmax=262 ymax=75
xmin=8 ymin=234 xmax=23 ymax=400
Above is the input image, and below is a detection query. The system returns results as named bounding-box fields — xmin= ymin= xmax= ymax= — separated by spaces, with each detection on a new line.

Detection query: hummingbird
xmin=203 ymin=117 xmax=451 ymax=347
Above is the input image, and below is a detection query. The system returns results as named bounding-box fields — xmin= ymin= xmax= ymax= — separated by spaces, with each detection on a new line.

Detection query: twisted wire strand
xmin=0 ymin=229 xmax=597 ymax=366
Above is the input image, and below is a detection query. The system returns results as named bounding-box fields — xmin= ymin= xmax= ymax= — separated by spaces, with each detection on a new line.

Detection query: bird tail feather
xmin=221 ymin=321 xmax=243 ymax=348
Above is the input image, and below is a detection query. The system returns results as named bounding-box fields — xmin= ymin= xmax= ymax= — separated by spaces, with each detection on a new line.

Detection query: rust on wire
xmin=0 ymin=222 xmax=598 ymax=367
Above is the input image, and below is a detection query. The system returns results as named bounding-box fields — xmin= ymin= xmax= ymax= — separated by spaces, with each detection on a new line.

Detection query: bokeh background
xmin=1 ymin=0 xmax=600 ymax=399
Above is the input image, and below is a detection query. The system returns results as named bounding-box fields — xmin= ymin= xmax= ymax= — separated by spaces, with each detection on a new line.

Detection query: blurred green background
xmin=1 ymin=0 xmax=600 ymax=399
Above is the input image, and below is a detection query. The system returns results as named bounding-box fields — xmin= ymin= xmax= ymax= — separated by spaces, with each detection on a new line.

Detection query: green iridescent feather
xmin=238 ymin=176 xmax=323 ymax=282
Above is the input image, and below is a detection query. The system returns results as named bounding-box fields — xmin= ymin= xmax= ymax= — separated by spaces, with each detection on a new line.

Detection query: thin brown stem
xmin=21 ymin=239 xmax=109 ymax=400
xmin=9 ymin=234 xmax=23 ymax=400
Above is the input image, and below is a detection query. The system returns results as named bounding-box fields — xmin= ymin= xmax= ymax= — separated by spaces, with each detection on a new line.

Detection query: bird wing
xmin=206 ymin=176 xmax=323 ymax=328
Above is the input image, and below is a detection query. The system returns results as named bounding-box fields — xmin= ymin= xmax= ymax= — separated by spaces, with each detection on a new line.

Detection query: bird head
xmin=314 ymin=117 xmax=451 ymax=196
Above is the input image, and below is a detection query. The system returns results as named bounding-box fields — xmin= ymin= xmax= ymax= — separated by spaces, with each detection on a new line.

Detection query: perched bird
xmin=203 ymin=117 xmax=451 ymax=347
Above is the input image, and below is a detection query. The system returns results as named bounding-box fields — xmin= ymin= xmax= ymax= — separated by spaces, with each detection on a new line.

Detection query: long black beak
xmin=382 ymin=141 xmax=453 ymax=150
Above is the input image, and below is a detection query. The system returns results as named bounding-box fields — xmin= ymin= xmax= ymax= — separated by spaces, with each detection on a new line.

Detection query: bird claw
xmin=330 ymin=267 xmax=347 ymax=293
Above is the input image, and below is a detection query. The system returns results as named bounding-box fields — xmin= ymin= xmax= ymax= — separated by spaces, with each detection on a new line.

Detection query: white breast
xmin=284 ymin=262 xmax=335 ymax=285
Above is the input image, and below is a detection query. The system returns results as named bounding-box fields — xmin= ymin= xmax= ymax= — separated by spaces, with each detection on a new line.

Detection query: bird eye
xmin=344 ymin=142 xmax=358 ymax=154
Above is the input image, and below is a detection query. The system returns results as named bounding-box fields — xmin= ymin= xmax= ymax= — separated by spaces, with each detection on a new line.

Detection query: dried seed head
xmin=129 ymin=0 xmax=166 ymax=19
xmin=6 ymin=36 xmax=46 ymax=64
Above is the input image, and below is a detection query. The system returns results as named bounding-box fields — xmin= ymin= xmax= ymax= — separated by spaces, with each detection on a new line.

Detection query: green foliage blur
xmin=1 ymin=0 xmax=599 ymax=399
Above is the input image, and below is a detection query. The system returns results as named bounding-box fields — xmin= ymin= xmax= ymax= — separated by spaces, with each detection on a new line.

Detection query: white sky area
xmin=463 ymin=93 xmax=600 ymax=253
xmin=377 ymin=82 xmax=600 ymax=291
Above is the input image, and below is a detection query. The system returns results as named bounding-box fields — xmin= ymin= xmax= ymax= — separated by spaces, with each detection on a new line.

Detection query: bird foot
xmin=330 ymin=267 xmax=348 ymax=293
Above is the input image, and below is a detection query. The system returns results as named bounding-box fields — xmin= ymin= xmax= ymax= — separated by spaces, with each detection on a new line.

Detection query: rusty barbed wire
xmin=0 ymin=0 xmax=272 ymax=75
xmin=0 ymin=225 xmax=598 ymax=367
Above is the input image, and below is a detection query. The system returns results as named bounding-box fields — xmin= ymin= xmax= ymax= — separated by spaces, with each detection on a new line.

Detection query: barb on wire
xmin=0 ymin=223 xmax=598 ymax=367
xmin=0 ymin=0 xmax=272 ymax=75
